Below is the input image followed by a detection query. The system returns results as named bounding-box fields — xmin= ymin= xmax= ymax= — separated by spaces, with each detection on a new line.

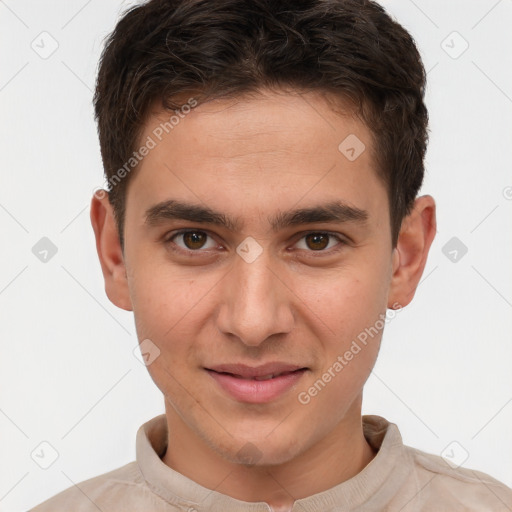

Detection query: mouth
xmin=209 ymin=368 xmax=305 ymax=380
xmin=204 ymin=363 xmax=308 ymax=403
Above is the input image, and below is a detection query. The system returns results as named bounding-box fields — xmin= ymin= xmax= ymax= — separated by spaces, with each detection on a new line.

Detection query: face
xmin=97 ymin=89 xmax=412 ymax=467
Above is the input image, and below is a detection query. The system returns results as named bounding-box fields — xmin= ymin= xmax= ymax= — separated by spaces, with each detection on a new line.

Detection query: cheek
xmin=127 ymin=255 xmax=208 ymax=340
xmin=293 ymin=259 xmax=388 ymax=393
xmin=296 ymin=273 xmax=384 ymax=416
xmin=127 ymin=263 xmax=222 ymax=388
xmin=300 ymin=265 xmax=388 ymax=339
xmin=128 ymin=268 xmax=208 ymax=405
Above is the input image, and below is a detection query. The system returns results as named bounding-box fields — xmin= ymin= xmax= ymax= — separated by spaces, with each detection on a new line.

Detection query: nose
xmin=215 ymin=248 xmax=295 ymax=347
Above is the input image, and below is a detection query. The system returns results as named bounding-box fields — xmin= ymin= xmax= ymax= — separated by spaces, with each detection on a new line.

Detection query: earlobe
xmin=90 ymin=191 xmax=133 ymax=311
xmin=387 ymin=195 xmax=436 ymax=309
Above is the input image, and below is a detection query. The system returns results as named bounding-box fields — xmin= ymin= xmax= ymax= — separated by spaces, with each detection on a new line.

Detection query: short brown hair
xmin=93 ymin=0 xmax=428 ymax=250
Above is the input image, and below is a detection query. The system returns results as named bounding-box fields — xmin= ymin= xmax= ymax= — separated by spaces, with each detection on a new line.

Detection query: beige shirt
xmin=30 ymin=414 xmax=512 ymax=511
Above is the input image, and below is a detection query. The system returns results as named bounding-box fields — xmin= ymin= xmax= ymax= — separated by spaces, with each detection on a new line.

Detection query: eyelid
xmin=165 ymin=228 xmax=222 ymax=253
xmin=290 ymin=230 xmax=348 ymax=254
xmin=164 ymin=228 xmax=348 ymax=256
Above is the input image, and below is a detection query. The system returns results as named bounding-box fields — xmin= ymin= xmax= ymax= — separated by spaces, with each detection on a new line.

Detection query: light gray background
xmin=1 ymin=1 xmax=511 ymax=510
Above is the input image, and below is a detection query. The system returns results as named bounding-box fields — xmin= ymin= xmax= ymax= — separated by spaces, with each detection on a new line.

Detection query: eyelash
xmin=163 ymin=229 xmax=347 ymax=257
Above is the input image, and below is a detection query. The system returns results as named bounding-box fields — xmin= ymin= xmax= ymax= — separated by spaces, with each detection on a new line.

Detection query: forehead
xmin=125 ymin=89 xmax=387 ymax=232
xmin=146 ymin=90 xmax=368 ymax=158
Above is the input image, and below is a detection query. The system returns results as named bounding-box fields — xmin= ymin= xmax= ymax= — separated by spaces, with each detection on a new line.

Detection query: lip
xmin=205 ymin=363 xmax=308 ymax=404
xmin=207 ymin=362 xmax=305 ymax=378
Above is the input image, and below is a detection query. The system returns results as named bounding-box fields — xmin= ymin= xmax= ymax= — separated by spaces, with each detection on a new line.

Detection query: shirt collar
xmin=136 ymin=414 xmax=410 ymax=511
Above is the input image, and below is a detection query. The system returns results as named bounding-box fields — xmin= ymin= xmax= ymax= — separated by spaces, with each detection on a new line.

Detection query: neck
xmin=161 ymin=397 xmax=376 ymax=510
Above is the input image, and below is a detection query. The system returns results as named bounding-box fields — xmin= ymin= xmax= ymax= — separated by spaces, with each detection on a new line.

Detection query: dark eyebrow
xmin=144 ymin=199 xmax=369 ymax=232
xmin=269 ymin=201 xmax=368 ymax=230
xmin=145 ymin=200 xmax=242 ymax=231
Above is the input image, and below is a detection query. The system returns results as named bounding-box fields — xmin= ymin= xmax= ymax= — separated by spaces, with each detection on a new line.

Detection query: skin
xmin=91 ymin=89 xmax=436 ymax=512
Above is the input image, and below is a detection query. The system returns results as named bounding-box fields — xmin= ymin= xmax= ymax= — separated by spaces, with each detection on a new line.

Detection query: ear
xmin=387 ymin=195 xmax=436 ymax=309
xmin=90 ymin=191 xmax=133 ymax=311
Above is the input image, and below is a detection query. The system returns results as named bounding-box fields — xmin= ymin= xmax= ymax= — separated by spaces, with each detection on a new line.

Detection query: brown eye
xmin=167 ymin=230 xmax=217 ymax=252
xmin=305 ymin=233 xmax=330 ymax=250
xmin=294 ymin=232 xmax=345 ymax=254
xmin=182 ymin=231 xmax=208 ymax=250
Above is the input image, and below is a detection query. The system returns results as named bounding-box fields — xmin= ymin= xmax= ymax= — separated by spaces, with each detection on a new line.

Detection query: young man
xmin=31 ymin=0 xmax=512 ymax=510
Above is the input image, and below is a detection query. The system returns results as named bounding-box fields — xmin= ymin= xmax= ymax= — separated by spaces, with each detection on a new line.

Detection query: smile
xmin=205 ymin=364 xmax=308 ymax=403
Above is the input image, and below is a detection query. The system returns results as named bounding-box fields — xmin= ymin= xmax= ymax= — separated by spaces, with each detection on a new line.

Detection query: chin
xmin=217 ymin=433 xmax=305 ymax=468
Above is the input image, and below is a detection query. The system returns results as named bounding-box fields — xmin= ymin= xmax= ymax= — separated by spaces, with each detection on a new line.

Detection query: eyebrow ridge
xmin=144 ymin=199 xmax=369 ymax=232
xmin=270 ymin=201 xmax=368 ymax=230
xmin=145 ymin=200 xmax=240 ymax=230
